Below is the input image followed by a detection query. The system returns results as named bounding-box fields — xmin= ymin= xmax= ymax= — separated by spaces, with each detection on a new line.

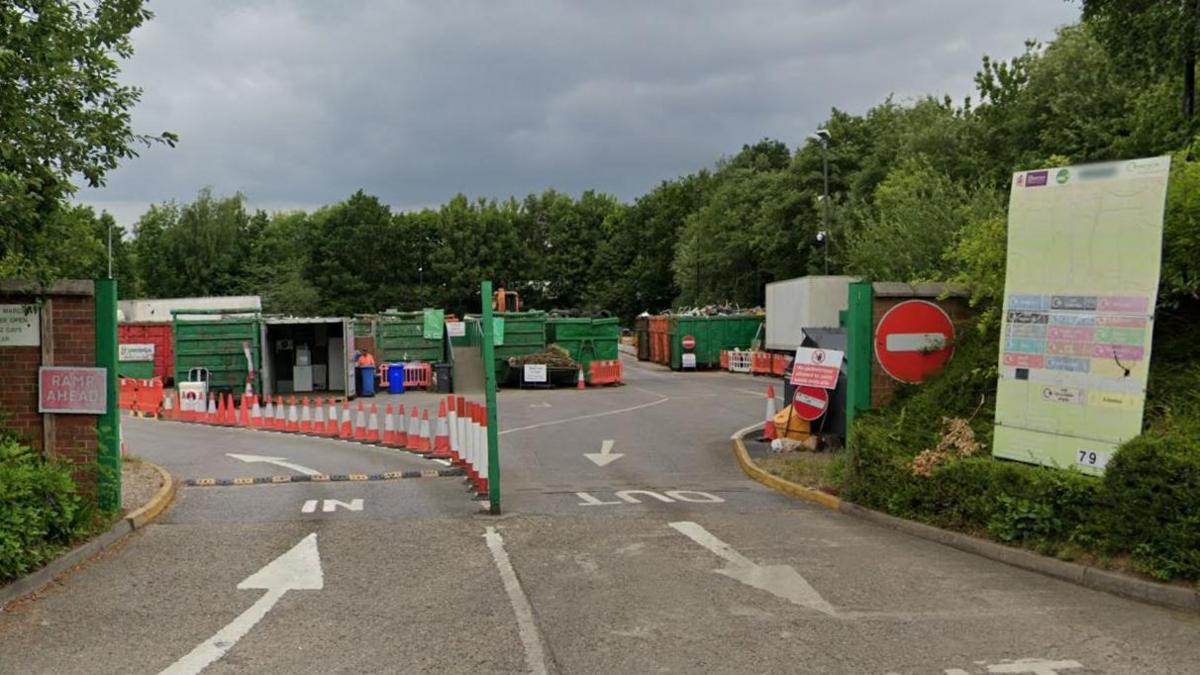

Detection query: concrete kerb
xmin=731 ymin=425 xmax=1200 ymax=613
xmin=0 ymin=460 xmax=178 ymax=611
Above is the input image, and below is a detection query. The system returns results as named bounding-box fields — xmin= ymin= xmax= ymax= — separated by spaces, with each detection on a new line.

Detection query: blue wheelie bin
xmin=388 ymin=363 xmax=405 ymax=394
xmin=356 ymin=365 xmax=376 ymax=397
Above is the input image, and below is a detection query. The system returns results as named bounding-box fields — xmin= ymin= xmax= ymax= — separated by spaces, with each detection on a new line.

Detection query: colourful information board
xmin=993 ymin=157 xmax=1170 ymax=475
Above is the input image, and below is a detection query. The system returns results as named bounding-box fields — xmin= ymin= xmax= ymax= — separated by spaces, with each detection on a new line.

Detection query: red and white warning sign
xmin=790 ymin=347 xmax=843 ymax=389
xmin=681 ymin=335 xmax=696 ymax=350
xmin=873 ymin=300 xmax=956 ymax=384
xmin=791 ymin=385 xmax=828 ymax=421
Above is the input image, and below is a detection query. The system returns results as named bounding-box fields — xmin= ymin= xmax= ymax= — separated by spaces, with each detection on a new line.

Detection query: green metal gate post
xmin=844 ymin=281 xmax=874 ymax=439
xmin=94 ymin=278 xmax=121 ymax=512
xmin=480 ymin=280 xmax=501 ymax=515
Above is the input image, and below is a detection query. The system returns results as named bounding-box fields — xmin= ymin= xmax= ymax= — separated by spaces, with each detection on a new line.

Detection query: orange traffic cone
xmin=394 ymin=403 xmax=408 ymax=448
xmin=249 ymin=395 xmax=262 ymax=428
xmin=325 ymin=399 xmax=338 ymax=436
xmin=262 ymin=396 xmax=274 ymax=427
xmin=366 ymin=403 xmax=381 ymax=443
xmin=431 ymin=400 xmax=451 ymax=459
xmin=286 ymin=396 xmax=299 ymax=433
xmin=274 ymin=396 xmax=286 ymax=430
xmin=238 ymin=394 xmax=251 ymax=427
xmin=406 ymin=406 xmax=421 ymax=452
xmin=416 ymin=410 xmax=432 ymax=454
xmin=339 ymin=402 xmax=353 ymax=439
xmin=297 ymin=397 xmax=310 ymax=433
xmin=383 ymin=403 xmax=396 ymax=445
xmin=759 ymin=385 xmax=778 ymax=441
xmin=217 ymin=393 xmax=228 ymax=426
xmin=354 ymin=402 xmax=367 ymax=441
xmin=313 ymin=397 xmax=325 ymax=435
xmin=577 ymin=366 xmax=586 ymax=390
xmin=225 ymin=394 xmax=237 ymax=425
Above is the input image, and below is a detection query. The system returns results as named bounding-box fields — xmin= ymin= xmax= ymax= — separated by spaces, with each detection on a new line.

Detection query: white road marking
xmin=737 ymin=389 xmax=784 ymax=399
xmin=322 ymin=499 xmax=363 ymax=513
xmin=159 ymin=533 xmax=323 ymax=675
xmin=500 ymin=397 xmax=669 ymax=435
xmin=574 ymin=489 xmax=725 ymax=506
xmin=484 ymin=527 xmax=549 ymax=675
xmin=987 ymin=659 xmax=1084 ymax=674
xmin=584 ymin=439 xmax=624 ymax=467
xmin=225 ymin=453 xmax=321 ymax=476
xmin=669 ymin=521 xmax=836 ymax=616
xmin=301 ymin=499 xmax=318 ymax=514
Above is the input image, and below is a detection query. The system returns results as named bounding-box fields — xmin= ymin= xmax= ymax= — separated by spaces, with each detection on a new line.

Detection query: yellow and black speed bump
xmin=183 ymin=466 xmax=466 ymax=487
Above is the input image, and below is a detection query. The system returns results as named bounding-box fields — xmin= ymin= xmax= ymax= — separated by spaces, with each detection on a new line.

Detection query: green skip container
xmin=669 ymin=314 xmax=764 ymax=370
xmin=377 ymin=311 xmax=445 ymax=363
xmin=548 ymin=317 xmax=620 ymax=378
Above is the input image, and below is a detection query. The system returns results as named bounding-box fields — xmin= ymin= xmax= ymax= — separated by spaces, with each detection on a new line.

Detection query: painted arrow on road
xmin=584 ymin=439 xmax=624 ymax=467
xmin=669 ymin=521 xmax=836 ymax=616
xmin=226 ymin=453 xmax=321 ymax=476
xmin=159 ymin=533 xmax=324 ymax=675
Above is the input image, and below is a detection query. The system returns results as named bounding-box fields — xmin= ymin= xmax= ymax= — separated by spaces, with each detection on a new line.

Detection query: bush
xmin=844 ymin=311 xmax=1200 ymax=582
xmin=0 ymin=438 xmax=90 ymax=582
xmin=1099 ymin=429 xmax=1200 ymax=581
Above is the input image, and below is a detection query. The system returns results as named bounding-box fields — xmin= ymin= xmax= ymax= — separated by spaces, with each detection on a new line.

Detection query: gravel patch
xmin=121 ymin=460 xmax=164 ymax=515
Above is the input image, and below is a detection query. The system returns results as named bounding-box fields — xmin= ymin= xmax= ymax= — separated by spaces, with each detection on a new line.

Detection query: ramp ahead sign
xmin=39 ymin=367 xmax=107 ymax=414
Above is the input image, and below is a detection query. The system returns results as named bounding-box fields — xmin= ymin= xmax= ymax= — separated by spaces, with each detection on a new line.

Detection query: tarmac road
xmin=1 ymin=355 xmax=1197 ymax=674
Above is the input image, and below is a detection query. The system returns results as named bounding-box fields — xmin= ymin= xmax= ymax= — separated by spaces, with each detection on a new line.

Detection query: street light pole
xmin=809 ymin=128 xmax=832 ymax=275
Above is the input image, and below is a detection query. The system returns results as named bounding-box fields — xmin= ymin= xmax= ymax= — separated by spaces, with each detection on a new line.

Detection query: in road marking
xmin=669 ymin=521 xmax=836 ymax=616
xmin=159 ymin=533 xmax=323 ymax=675
xmin=500 ymin=396 xmax=669 ymax=435
xmin=301 ymin=499 xmax=364 ymax=513
xmin=484 ymin=527 xmax=549 ymax=675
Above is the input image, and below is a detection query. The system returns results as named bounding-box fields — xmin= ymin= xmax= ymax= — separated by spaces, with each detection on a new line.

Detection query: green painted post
xmin=844 ymin=281 xmax=874 ymax=438
xmin=94 ymin=278 xmax=121 ymax=512
xmin=480 ymin=280 xmax=501 ymax=515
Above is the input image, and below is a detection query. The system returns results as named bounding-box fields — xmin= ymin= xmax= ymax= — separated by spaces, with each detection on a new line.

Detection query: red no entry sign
xmin=873 ymin=300 xmax=955 ymax=384
xmin=681 ymin=335 xmax=696 ymax=350
xmin=791 ymin=385 xmax=828 ymax=421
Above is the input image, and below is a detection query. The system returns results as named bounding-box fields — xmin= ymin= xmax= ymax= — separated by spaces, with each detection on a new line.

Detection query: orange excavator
xmin=493 ymin=288 xmax=521 ymax=312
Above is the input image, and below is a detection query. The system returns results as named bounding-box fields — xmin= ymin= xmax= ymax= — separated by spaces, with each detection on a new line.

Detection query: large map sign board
xmin=993 ymin=157 xmax=1170 ymax=475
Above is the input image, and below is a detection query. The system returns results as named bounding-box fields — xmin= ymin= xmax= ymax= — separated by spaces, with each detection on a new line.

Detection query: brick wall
xmin=0 ymin=280 xmax=98 ymax=491
xmin=869 ymin=283 xmax=975 ymax=409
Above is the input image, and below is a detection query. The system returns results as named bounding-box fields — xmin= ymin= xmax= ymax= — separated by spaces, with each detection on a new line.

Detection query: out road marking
xmin=500 ymin=396 xmax=669 ymax=435
xmin=669 ymin=521 xmax=836 ymax=616
xmin=484 ymin=527 xmax=550 ymax=675
xmin=301 ymin=499 xmax=364 ymax=513
xmin=159 ymin=533 xmax=323 ymax=675
xmin=575 ymin=489 xmax=725 ymax=506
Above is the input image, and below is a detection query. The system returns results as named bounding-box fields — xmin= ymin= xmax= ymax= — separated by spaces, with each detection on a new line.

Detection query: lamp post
xmin=809 ymin=128 xmax=831 ymax=274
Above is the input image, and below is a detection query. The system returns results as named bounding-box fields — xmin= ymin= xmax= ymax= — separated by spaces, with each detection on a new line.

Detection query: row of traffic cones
xmin=162 ymin=391 xmax=492 ymax=497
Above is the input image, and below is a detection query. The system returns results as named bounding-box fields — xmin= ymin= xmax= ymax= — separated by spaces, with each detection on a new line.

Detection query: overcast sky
xmin=78 ymin=0 xmax=1080 ymax=226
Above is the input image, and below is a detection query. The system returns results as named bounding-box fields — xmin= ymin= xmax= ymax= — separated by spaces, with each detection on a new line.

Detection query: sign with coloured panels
xmin=993 ymin=157 xmax=1171 ymax=474
xmin=790 ymin=347 xmax=843 ymax=389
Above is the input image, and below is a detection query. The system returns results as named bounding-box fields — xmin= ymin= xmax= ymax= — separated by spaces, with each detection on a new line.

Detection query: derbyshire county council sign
xmin=39 ymin=367 xmax=107 ymax=414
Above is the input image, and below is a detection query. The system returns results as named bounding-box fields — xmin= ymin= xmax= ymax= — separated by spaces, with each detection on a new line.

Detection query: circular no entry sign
xmin=873 ymin=300 xmax=956 ymax=384
xmin=681 ymin=335 xmax=696 ymax=350
xmin=791 ymin=385 xmax=829 ymax=421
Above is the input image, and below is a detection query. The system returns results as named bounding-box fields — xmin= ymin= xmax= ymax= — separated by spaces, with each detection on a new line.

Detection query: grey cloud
xmin=80 ymin=0 xmax=1080 ymax=225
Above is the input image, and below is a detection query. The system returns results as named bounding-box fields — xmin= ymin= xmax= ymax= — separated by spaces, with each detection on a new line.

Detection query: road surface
xmin=0 ymin=355 xmax=1196 ymax=674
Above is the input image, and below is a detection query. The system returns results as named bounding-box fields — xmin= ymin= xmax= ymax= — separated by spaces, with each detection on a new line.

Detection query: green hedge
xmin=843 ymin=312 xmax=1200 ymax=583
xmin=0 ymin=438 xmax=92 ymax=582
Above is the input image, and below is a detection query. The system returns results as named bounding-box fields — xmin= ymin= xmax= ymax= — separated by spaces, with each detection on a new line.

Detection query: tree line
xmin=6 ymin=7 xmax=1199 ymax=325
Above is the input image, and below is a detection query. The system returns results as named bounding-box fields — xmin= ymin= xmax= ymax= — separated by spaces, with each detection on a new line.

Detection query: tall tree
xmin=0 ymin=0 xmax=175 ymax=278
xmin=1081 ymin=0 xmax=1200 ymax=120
